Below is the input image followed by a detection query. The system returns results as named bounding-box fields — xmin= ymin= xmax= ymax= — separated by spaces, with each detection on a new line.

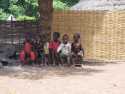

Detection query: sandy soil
xmin=0 ymin=62 xmax=125 ymax=94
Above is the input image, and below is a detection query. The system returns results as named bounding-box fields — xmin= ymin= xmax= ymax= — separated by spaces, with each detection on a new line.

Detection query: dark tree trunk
xmin=38 ymin=0 xmax=53 ymax=41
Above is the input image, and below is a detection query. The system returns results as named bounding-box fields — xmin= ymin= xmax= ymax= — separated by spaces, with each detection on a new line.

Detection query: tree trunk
xmin=38 ymin=0 xmax=53 ymax=41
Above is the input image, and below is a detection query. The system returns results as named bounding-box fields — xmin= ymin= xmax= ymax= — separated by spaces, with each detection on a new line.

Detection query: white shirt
xmin=57 ymin=42 xmax=71 ymax=55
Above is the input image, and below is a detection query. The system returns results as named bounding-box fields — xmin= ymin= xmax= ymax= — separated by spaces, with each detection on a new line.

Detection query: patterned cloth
xmin=57 ymin=42 xmax=71 ymax=56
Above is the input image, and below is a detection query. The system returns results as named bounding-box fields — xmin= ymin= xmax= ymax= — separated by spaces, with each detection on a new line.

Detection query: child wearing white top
xmin=57 ymin=34 xmax=71 ymax=65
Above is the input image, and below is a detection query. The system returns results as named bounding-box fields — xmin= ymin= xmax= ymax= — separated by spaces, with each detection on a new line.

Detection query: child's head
xmin=25 ymin=32 xmax=32 ymax=43
xmin=73 ymin=33 xmax=80 ymax=42
xmin=62 ymin=34 xmax=69 ymax=44
xmin=25 ymin=37 xmax=31 ymax=44
xmin=53 ymin=32 xmax=60 ymax=41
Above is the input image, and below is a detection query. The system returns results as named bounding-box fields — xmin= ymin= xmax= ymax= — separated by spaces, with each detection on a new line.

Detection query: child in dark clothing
xmin=49 ymin=32 xmax=61 ymax=65
xmin=71 ymin=33 xmax=84 ymax=66
xmin=32 ymin=36 xmax=44 ymax=66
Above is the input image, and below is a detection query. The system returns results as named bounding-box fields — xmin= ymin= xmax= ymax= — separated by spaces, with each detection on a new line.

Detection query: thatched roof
xmin=71 ymin=0 xmax=125 ymax=10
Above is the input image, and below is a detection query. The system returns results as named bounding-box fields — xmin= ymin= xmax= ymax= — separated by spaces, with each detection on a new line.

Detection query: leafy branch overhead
xmin=0 ymin=0 xmax=79 ymax=20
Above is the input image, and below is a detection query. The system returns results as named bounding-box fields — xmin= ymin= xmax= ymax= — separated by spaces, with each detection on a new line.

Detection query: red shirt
xmin=49 ymin=41 xmax=60 ymax=52
xmin=24 ymin=42 xmax=32 ymax=53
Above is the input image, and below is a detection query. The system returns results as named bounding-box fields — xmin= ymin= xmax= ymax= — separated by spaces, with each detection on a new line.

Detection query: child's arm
xmin=57 ymin=44 xmax=62 ymax=53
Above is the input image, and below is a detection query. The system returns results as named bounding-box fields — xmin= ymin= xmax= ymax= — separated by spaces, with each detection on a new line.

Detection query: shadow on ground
xmin=0 ymin=60 xmax=118 ymax=80
xmin=0 ymin=65 xmax=103 ymax=80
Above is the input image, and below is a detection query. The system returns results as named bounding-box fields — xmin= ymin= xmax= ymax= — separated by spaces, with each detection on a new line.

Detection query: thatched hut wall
xmin=52 ymin=11 xmax=125 ymax=61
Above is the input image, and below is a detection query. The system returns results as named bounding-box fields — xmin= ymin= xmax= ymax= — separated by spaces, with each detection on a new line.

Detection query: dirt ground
xmin=0 ymin=61 xmax=125 ymax=94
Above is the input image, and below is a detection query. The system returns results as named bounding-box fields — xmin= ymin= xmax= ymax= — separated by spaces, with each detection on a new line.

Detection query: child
xmin=19 ymin=38 xmax=36 ymax=65
xmin=71 ymin=33 xmax=84 ymax=66
xmin=57 ymin=34 xmax=71 ymax=65
xmin=44 ymin=41 xmax=49 ymax=65
xmin=33 ymin=35 xmax=44 ymax=66
xmin=49 ymin=32 xmax=60 ymax=65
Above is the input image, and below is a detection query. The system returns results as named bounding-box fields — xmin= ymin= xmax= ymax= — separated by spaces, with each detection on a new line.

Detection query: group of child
xmin=19 ymin=32 xmax=84 ymax=66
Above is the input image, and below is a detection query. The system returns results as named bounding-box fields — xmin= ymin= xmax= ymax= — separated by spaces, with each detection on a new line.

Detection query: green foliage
xmin=10 ymin=0 xmax=18 ymax=4
xmin=9 ymin=5 xmax=25 ymax=16
xmin=24 ymin=0 xmax=38 ymax=17
xmin=17 ymin=15 xmax=36 ymax=21
xmin=61 ymin=0 xmax=79 ymax=6
xmin=0 ymin=0 xmax=9 ymax=10
xmin=0 ymin=0 xmax=79 ymax=20
xmin=0 ymin=9 xmax=9 ymax=20
xmin=53 ymin=0 xmax=69 ymax=10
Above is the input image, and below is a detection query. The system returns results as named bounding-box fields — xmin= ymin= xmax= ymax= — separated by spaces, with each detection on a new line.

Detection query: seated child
xmin=71 ymin=33 xmax=84 ymax=65
xmin=57 ymin=34 xmax=71 ymax=65
xmin=33 ymin=36 xmax=44 ymax=65
xmin=19 ymin=38 xmax=36 ymax=65
xmin=49 ymin=32 xmax=60 ymax=65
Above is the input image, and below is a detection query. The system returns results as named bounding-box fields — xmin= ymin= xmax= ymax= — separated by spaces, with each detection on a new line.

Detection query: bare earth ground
xmin=0 ymin=62 xmax=125 ymax=94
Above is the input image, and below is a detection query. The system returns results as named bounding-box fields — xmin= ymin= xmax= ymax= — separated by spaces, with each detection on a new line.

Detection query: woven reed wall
xmin=52 ymin=11 xmax=125 ymax=61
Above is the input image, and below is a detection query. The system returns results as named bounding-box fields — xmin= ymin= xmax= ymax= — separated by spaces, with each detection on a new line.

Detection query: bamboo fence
xmin=52 ymin=10 xmax=125 ymax=61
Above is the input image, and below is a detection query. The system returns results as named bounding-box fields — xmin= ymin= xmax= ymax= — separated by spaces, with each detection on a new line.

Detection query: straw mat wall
xmin=52 ymin=11 xmax=125 ymax=61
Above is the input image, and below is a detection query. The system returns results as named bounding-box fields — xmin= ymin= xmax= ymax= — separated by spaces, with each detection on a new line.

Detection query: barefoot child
xmin=57 ymin=34 xmax=71 ymax=65
xmin=71 ymin=33 xmax=84 ymax=66
xmin=34 ymin=36 xmax=44 ymax=66
xmin=43 ymin=41 xmax=49 ymax=65
xmin=19 ymin=38 xmax=36 ymax=65
xmin=49 ymin=32 xmax=60 ymax=65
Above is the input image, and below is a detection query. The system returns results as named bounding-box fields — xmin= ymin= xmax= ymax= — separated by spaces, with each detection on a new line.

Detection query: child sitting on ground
xmin=57 ymin=34 xmax=71 ymax=65
xmin=71 ymin=33 xmax=84 ymax=66
xmin=19 ymin=38 xmax=36 ymax=65
xmin=34 ymin=36 xmax=44 ymax=66
xmin=49 ymin=32 xmax=61 ymax=65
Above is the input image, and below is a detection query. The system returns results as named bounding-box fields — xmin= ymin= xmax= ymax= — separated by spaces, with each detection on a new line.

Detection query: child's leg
xmin=67 ymin=55 xmax=72 ymax=66
xmin=60 ymin=54 xmax=70 ymax=66
xmin=73 ymin=55 xmax=82 ymax=67
xmin=19 ymin=51 xmax=26 ymax=65
xmin=60 ymin=54 xmax=65 ymax=65
xmin=78 ymin=55 xmax=83 ymax=64
xmin=48 ymin=49 xmax=53 ymax=65
xmin=28 ymin=60 xmax=34 ymax=65
xmin=30 ymin=51 xmax=36 ymax=65
xmin=54 ymin=52 xmax=59 ymax=66
xmin=40 ymin=52 xmax=45 ymax=66
xmin=45 ymin=54 xmax=49 ymax=65
xmin=71 ymin=54 xmax=76 ymax=65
